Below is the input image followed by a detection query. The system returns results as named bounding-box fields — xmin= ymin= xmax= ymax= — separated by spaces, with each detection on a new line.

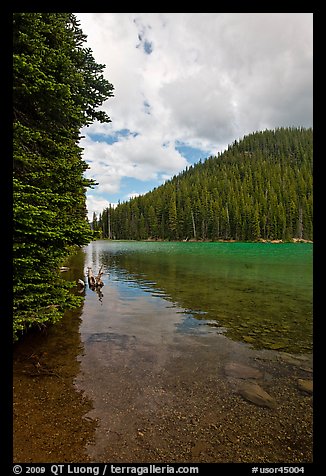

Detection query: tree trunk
xmin=191 ymin=209 xmax=197 ymax=240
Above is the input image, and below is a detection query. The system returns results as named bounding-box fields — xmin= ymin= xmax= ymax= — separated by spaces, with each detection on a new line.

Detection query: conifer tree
xmin=95 ymin=128 xmax=312 ymax=244
xmin=13 ymin=13 xmax=114 ymax=339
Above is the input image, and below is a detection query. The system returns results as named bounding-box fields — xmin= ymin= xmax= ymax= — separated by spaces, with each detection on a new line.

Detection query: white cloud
xmin=86 ymin=194 xmax=111 ymax=221
xmin=126 ymin=192 xmax=141 ymax=200
xmin=81 ymin=132 xmax=188 ymax=186
xmin=76 ymin=13 xmax=313 ymax=217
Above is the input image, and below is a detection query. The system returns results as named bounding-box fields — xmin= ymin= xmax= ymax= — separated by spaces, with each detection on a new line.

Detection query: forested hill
xmin=94 ymin=127 xmax=313 ymax=242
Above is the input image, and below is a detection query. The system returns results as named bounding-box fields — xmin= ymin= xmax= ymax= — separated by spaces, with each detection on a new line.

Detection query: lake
xmin=82 ymin=240 xmax=312 ymax=353
xmin=13 ymin=240 xmax=313 ymax=463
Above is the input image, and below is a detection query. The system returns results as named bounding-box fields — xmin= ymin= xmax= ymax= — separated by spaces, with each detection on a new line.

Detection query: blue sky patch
xmin=88 ymin=129 xmax=139 ymax=144
xmin=176 ymin=142 xmax=210 ymax=164
xmin=143 ymin=40 xmax=153 ymax=54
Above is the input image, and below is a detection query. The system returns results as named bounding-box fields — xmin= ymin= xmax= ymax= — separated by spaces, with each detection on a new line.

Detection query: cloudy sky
xmin=75 ymin=13 xmax=313 ymax=220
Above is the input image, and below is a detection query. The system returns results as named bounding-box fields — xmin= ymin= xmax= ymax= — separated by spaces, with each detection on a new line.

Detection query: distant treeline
xmin=93 ymin=127 xmax=313 ymax=242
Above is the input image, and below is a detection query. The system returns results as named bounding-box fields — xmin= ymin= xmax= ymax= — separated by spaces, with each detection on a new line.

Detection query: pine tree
xmin=168 ymin=192 xmax=178 ymax=240
xmin=99 ymin=128 xmax=312 ymax=243
xmin=13 ymin=13 xmax=114 ymax=340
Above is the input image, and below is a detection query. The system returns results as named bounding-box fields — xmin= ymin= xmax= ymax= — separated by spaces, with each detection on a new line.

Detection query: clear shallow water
xmin=13 ymin=240 xmax=313 ymax=463
xmin=82 ymin=240 xmax=312 ymax=353
xmin=76 ymin=240 xmax=312 ymax=461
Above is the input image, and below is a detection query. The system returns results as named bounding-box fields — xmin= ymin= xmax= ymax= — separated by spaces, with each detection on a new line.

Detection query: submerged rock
xmin=279 ymin=353 xmax=312 ymax=367
xmin=238 ymin=382 xmax=276 ymax=409
xmin=297 ymin=379 xmax=313 ymax=394
xmin=243 ymin=335 xmax=255 ymax=343
xmin=269 ymin=342 xmax=287 ymax=350
xmin=225 ymin=362 xmax=263 ymax=379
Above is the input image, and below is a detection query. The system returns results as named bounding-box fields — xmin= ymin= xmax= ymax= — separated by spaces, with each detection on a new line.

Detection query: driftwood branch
xmin=95 ymin=266 xmax=104 ymax=287
xmin=87 ymin=267 xmax=104 ymax=288
xmin=87 ymin=267 xmax=96 ymax=287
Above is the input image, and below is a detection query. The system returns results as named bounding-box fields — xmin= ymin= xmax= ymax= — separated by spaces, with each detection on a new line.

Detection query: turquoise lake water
xmin=81 ymin=240 xmax=313 ymax=354
xmin=13 ymin=240 xmax=313 ymax=463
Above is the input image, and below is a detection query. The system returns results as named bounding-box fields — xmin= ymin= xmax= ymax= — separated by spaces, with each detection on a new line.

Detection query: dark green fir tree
xmin=13 ymin=13 xmax=114 ymax=340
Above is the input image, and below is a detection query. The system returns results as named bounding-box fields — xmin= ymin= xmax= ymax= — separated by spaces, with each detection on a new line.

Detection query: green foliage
xmin=13 ymin=13 xmax=114 ymax=340
xmin=97 ymin=128 xmax=312 ymax=242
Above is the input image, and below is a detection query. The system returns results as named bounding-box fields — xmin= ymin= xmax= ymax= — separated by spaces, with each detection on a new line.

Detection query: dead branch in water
xmin=95 ymin=266 xmax=104 ymax=286
xmin=87 ymin=267 xmax=96 ymax=287
xmin=87 ymin=266 xmax=104 ymax=288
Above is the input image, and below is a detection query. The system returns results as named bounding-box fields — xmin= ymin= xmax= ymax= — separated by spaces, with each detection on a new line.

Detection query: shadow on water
xmin=13 ymin=249 xmax=96 ymax=463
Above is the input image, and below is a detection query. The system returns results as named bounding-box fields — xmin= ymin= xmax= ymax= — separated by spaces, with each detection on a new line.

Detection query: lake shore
xmin=122 ymin=237 xmax=313 ymax=244
xmin=14 ymin=328 xmax=313 ymax=463
xmin=13 ymin=241 xmax=312 ymax=464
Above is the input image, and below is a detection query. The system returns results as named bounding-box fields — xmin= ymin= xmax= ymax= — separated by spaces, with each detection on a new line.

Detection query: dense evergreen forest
xmin=93 ymin=128 xmax=313 ymax=242
xmin=13 ymin=15 xmax=312 ymax=342
xmin=13 ymin=13 xmax=114 ymax=340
